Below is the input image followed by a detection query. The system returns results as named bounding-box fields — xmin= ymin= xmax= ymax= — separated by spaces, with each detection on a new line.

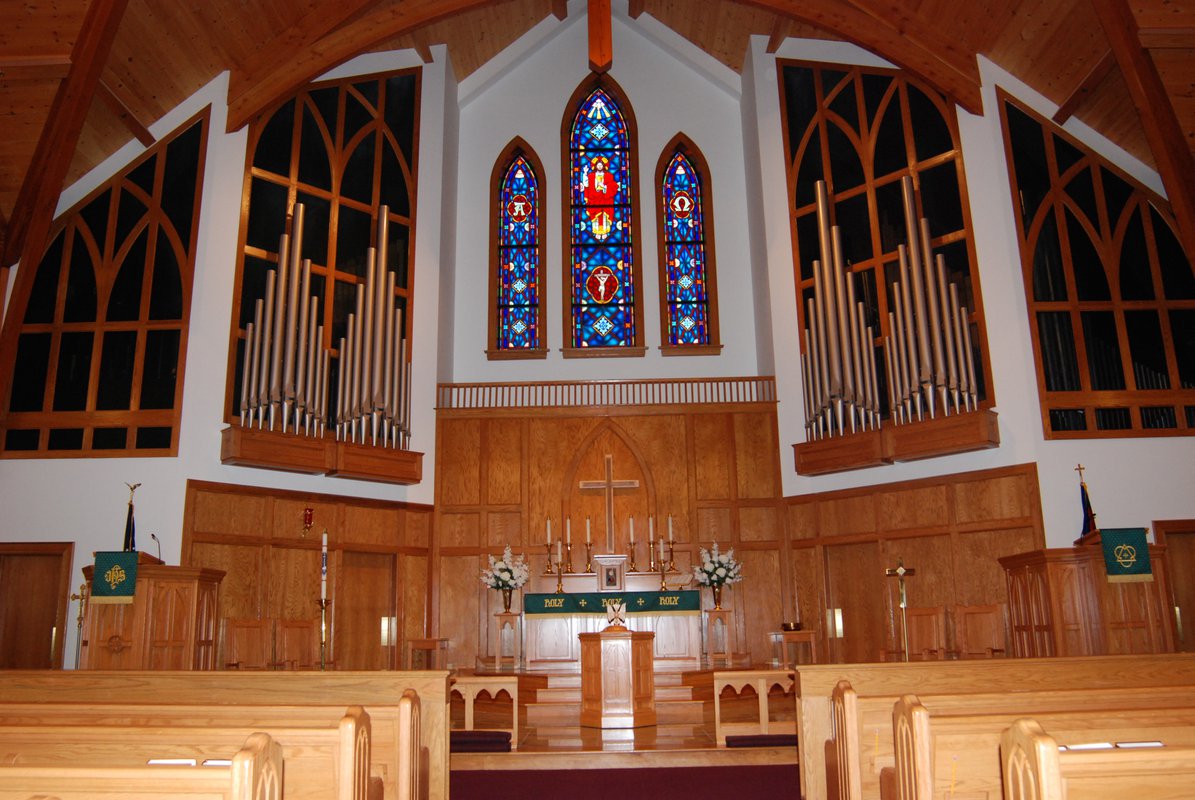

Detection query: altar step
xmin=521 ymin=669 xmax=709 ymax=726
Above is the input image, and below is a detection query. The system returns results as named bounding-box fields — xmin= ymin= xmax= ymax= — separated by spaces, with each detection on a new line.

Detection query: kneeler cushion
xmin=451 ymin=729 xmax=513 ymax=752
xmin=724 ymin=733 xmax=798 ymax=748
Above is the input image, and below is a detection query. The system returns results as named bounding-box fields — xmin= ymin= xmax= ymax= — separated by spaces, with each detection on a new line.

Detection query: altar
xmin=522 ymin=586 xmax=702 ymax=671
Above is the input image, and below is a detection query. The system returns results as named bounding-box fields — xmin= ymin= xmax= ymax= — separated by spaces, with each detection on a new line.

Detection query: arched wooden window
xmin=489 ymin=138 xmax=546 ymax=358
xmin=655 ymin=134 xmax=720 ymax=354
xmin=0 ymin=111 xmax=208 ymax=457
xmin=229 ymin=69 xmax=419 ymax=427
xmin=1000 ymin=93 xmax=1195 ymax=437
xmin=562 ymin=77 xmax=644 ymax=357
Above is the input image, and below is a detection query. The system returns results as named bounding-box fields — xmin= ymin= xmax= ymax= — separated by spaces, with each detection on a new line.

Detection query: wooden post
xmin=588 ymin=0 xmax=612 ymax=73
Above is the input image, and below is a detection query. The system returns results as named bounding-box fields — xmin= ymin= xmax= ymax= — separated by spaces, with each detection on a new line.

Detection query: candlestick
xmin=317 ymin=598 xmax=329 ymax=670
xmin=555 ymin=561 xmax=565 ymax=594
xmin=628 ymin=539 xmax=637 ymax=573
xmin=320 ymin=531 xmax=328 ymax=601
xmin=584 ymin=542 xmax=593 ymax=573
xmin=565 ymin=542 xmax=574 ymax=574
xmin=649 ymin=516 xmax=655 ymax=542
xmin=648 ymin=530 xmax=658 ymax=572
xmin=566 ymin=525 xmax=571 ymax=546
xmin=546 ymin=517 xmax=551 ymax=546
xmin=556 ymin=539 xmax=562 ymax=564
xmin=659 ymin=546 xmax=668 ymax=591
xmin=668 ymin=515 xmax=673 ymax=543
xmin=543 ymin=541 xmax=554 ymax=574
xmin=667 ymin=539 xmax=677 ymax=573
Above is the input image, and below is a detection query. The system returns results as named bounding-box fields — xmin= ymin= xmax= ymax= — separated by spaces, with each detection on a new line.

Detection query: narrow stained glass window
xmin=490 ymin=139 xmax=545 ymax=358
xmin=657 ymin=137 xmax=720 ymax=353
xmin=565 ymin=82 xmax=642 ymax=354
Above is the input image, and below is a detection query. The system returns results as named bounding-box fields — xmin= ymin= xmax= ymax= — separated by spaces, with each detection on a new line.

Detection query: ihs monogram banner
xmin=1100 ymin=528 xmax=1153 ymax=583
xmin=90 ymin=551 xmax=140 ymax=604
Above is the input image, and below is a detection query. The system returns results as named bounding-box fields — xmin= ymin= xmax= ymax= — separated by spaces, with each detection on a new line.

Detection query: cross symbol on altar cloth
xmin=579 ymin=454 xmax=640 ymax=552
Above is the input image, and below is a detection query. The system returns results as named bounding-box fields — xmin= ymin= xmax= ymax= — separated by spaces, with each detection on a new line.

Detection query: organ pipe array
xmin=239 ymin=204 xmax=411 ymax=449
xmin=801 ymin=178 xmax=979 ymax=440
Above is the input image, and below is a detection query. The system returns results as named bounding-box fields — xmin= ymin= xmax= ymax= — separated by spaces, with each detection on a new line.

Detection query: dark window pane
xmin=1187 ymin=406 xmax=1195 ymax=429
xmin=1064 ymin=168 xmax=1099 ymax=229
xmin=24 ymin=233 xmax=64 ymax=324
xmin=827 ymin=75 xmax=858 ymax=130
xmin=343 ymin=86 xmax=373 ymax=145
xmin=296 ymin=192 xmax=331 ymax=266
xmin=907 ymin=84 xmax=952 ymax=162
xmin=92 ymin=427 xmax=128 ymax=449
xmin=149 ymin=227 xmax=184 ymax=320
xmin=1118 ymin=207 xmax=1154 ymax=300
xmin=336 ymin=204 xmax=373 ymax=279
xmin=162 ymin=119 xmax=203 ymax=247
xmin=1101 ymin=167 xmax=1134 ymax=228
xmin=1081 ymin=310 xmax=1125 ymax=390
xmin=379 ymin=141 xmax=410 ymax=217
xmin=127 ymin=154 xmax=156 ymax=196
xmin=341 ymin=133 xmax=376 ymax=205
xmin=862 ymin=73 xmax=892 ymax=128
xmin=245 ymin=179 xmax=289 ymax=252
xmin=385 ymin=222 xmax=410 ymax=288
xmin=10 ymin=333 xmax=51 ymax=412
xmin=52 ymin=332 xmax=94 ymax=411
xmin=384 ymin=74 xmax=417 ymax=164
xmin=1049 ymin=408 xmax=1087 ymax=431
xmin=4 ymin=429 xmax=39 ymax=450
xmin=835 ymin=192 xmax=872 ymax=265
xmin=309 ymin=86 xmax=339 ymax=132
xmin=1124 ymin=310 xmax=1169 ymax=390
xmin=1067 ymin=209 xmax=1110 ymax=301
xmin=1053 ymin=133 xmax=1084 ymax=176
xmin=240 ymin=256 xmax=272 ymax=327
xmin=875 ymin=180 xmax=904 ymax=255
xmin=795 ymin=212 xmax=818 ymax=281
xmin=1032 ymin=212 xmax=1067 ymax=302
xmin=1037 ymin=311 xmax=1080 ymax=391
xmin=64 ymin=230 xmax=98 ymax=322
xmin=794 ymin=127 xmax=823 ymax=209
xmin=782 ymin=66 xmax=818 ymax=166
xmin=1170 ymin=310 xmax=1195 ymax=389
xmin=1004 ymin=102 xmax=1050 ymax=231
xmin=135 ymin=426 xmax=172 ymax=449
xmin=297 ymin=102 xmax=332 ymax=191
xmin=79 ymin=190 xmax=111 ymax=245
xmin=1142 ymin=406 xmax=1177 ymax=429
xmin=96 ymin=330 xmax=138 ymax=410
xmin=106 ymin=229 xmax=147 ymax=321
xmin=827 ymin=123 xmax=864 ymax=191
xmin=1095 ymin=408 xmax=1131 ymax=430
xmin=114 ymin=187 xmax=148 ymax=252
xmin=332 ymin=279 xmax=357 ymax=343
xmin=873 ymin=101 xmax=907 ymax=177
xmin=1152 ymin=206 xmax=1195 ymax=299
xmin=919 ymin=160 xmax=963 ymax=238
xmin=47 ymin=428 xmax=83 ymax=450
xmin=139 ymin=329 xmax=180 ymax=409
xmin=253 ymin=98 xmax=294 ymax=176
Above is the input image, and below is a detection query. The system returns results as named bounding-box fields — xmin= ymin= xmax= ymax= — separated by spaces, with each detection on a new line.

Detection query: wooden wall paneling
xmin=693 ymin=413 xmax=733 ymax=501
xmin=267 ymin=544 xmax=323 ymax=621
xmin=734 ymin=411 xmax=778 ymax=499
xmin=190 ymin=489 xmax=270 ymax=538
xmin=400 ymin=554 xmax=428 ymax=641
xmin=1156 ymin=522 xmax=1195 ymax=652
xmin=825 ymin=541 xmax=885 ymax=663
xmin=953 ymin=469 xmax=1038 ymax=524
xmin=881 ymin=534 xmax=955 ymax=610
xmin=272 ymin=496 xmax=339 ymax=543
xmin=954 ymin=527 xmax=1039 ymax=604
xmin=739 ymin=504 xmax=780 ymax=541
xmin=336 ymin=550 xmax=396 ymax=669
xmin=441 ymin=555 xmax=479 ymax=668
xmin=787 ymin=502 xmax=819 ymax=540
xmin=440 ymin=418 xmax=483 ymax=506
xmin=484 ymin=418 xmax=524 ymax=506
xmin=486 ymin=511 xmax=524 ymax=549
xmin=739 ymin=548 xmax=783 ymax=658
xmin=790 ymin=545 xmax=823 ymax=639
xmin=406 ymin=510 xmax=431 ymax=549
xmin=620 ymin=413 xmax=689 ymax=521
xmin=341 ymin=505 xmax=402 ymax=548
xmin=818 ymin=493 xmax=877 ymax=537
xmin=439 ymin=513 xmax=481 ymax=548
xmin=189 ymin=542 xmax=263 ymax=619
xmin=877 ymin=483 xmax=950 ymax=532
xmin=697 ymin=506 xmax=733 ymax=545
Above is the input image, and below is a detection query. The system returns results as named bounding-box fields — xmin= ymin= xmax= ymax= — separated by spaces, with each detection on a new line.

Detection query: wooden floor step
xmin=533 ymin=687 xmax=581 ymax=703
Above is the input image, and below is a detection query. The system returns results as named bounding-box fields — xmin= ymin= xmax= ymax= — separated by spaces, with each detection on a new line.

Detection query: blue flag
xmin=1079 ymin=481 xmax=1097 ymax=539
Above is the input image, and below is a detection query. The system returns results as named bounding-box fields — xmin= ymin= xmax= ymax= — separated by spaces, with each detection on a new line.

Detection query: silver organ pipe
xmin=239 ymin=204 xmax=411 ymax=448
xmin=799 ymin=179 xmax=981 ymax=437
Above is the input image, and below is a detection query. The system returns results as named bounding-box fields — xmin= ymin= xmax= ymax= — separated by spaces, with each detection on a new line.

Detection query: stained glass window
xmin=490 ymin=139 xmax=545 ymax=357
xmin=657 ymin=137 xmax=719 ymax=352
xmin=566 ymin=83 xmax=642 ymax=353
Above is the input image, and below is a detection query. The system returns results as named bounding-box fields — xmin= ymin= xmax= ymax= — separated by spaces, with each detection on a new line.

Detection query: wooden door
xmin=824 ymin=541 xmax=884 ymax=663
xmin=1159 ymin=524 xmax=1195 ymax=652
xmin=0 ymin=543 xmax=74 ymax=668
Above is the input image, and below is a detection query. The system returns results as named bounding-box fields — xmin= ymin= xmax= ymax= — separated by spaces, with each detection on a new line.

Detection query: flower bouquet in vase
xmin=692 ymin=543 xmax=742 ymax=610
xmin=481 ymin=546 xmax=530 ymax=612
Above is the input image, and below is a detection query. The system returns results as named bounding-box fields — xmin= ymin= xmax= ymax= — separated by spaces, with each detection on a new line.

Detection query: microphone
xmin=150 ymin=532 xmax=162 ymax=562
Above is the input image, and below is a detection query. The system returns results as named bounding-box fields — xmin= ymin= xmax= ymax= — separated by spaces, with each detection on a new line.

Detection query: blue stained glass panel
xmin=497 ymin=154 xmax=540 ymax=350
xmin=662 ymin=152 xmax=710 ymax=346
xmin=570 ymin=88 xmax=635 ymax=348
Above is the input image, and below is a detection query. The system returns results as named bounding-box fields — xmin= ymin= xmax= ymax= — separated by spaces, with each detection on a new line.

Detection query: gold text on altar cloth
xmin=659 ymin=595 xmax=680 ymax=606
xmin=543 ymin=597 xmax=566 ymax=608
xmin=600 ymin=597 xmax=624 ymax=607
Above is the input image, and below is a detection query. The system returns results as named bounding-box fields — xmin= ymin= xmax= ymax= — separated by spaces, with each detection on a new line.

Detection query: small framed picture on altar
xmin=594 ymin=554 xmax=627 ymax=592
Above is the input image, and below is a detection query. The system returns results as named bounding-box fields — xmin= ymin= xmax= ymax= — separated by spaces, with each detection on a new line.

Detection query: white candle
xmin=629 ymin=517 xmax=635 ymax=546
xmin=320 ymin=531 xmax=328 ymax=601
xmin=649 ymin=516 xmax=655 ymax=542
xmin=586 ymin=516 xmax=590 ymax=544
xmin=566 ymin=524 xmax=571 ymax=545
xmin=658 ymin=539 xmax=664 ymax=560
xmin=546 ymin=518 xmax=551 ymax=545
xmin=668 ymin=515 xmax=674 ymax=543
xmin=567 ymin=518 xmax=571 ymax=545
xmin=555 ymin=540 xmax=562 ymax=563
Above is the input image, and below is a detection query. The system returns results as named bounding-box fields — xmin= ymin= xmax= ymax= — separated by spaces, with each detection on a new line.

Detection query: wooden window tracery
xmin=999 ymin=92 xmax=1195 ymax=438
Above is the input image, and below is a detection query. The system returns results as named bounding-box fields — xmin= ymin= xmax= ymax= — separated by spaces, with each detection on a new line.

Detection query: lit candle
xmin=547 ymin=517 xmax=551 ymax=546
xmin=629 ymin=517 xmax=635 ymax=546
xmin=320 ymin=531 xmax=328 ymax=601
xmin=668 ymin=515 xmax=674 ymax=543
xmin=649 ymin=516 xmax=655 ymax=543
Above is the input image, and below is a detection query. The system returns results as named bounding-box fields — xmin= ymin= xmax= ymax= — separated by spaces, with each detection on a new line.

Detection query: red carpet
xmin=451 ymin=763 xmax=799 ymax=799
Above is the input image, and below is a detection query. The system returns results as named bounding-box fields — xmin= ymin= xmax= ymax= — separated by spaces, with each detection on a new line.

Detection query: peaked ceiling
xmin=1 ymin=0 xmax=1192 ymax=276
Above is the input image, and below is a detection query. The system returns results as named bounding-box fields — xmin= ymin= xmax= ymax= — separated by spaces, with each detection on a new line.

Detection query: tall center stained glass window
xmin=566 ymin=84 xmax=642 ymax=354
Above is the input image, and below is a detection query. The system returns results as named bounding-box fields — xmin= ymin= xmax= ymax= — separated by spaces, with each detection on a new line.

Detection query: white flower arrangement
xmin=480 ymin=546 xmax=530 ymax=591
xmin=692 ymin=543 xmax=743 ymax=587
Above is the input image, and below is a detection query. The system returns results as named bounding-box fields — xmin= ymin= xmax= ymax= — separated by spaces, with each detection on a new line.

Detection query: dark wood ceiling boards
xmin=1 ymin=0 xmax=1192 ymax=280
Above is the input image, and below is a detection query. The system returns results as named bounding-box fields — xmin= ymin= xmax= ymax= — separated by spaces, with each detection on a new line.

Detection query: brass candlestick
xmin=555 ymin=562 xmax=565 ymax=594
xmin=317 ymin=598 xmax=330 ymax=671
xmin=667 ymin=541 xmax=678 ymax=572
xmin=565 ymin=542 xmax=574 ymax=574
xmin=648 ymin=540 xmax=658 ymax=572
xmin=659 ymin=555 xmax=668 ymax=591
xmin=543 ymin=543 xmax=554 ymax=574
xmin=584 ymin=542 xmax=593 ymax=573
xmin=628 ymin=541 xmax=638 ymax=573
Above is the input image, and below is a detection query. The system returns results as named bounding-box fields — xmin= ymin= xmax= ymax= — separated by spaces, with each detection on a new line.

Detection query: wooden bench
xmin=0 ymin=670 xmax=449 ymax=800
xmin=0 ymin=706 xmax=379 ymax=800
xmin=795 ymin=654 xmax=1195 ymax=800
xmin=1002 ymin=717 xmax=1195 ymax=799
xmin=0 ymin=730 xmax=282 ymax=800
xmin=712 ymin=669 xmax=795 ymax=746
xmin=450 ymin=674 xmax=519 ymax=748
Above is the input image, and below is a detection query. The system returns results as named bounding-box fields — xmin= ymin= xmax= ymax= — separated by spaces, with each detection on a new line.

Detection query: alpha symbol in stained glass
xmin=670 ymin=190 xmax=694 ymax=219
xmin=593 ymin=316 xmax=615 ymax=336
xmin=507 ymin=193 xmax=531 ymax=223
xmin=586 ymin=265 xmax=620 ymax=303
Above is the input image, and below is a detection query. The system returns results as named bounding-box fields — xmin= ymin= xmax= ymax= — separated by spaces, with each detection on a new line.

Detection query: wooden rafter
xmin=226 ymin=0 xmax=499 ymax=133
xmin=0 ymin=54 xmax=72 ymax=82
xmin=1 ymin=0 xmax=129 ymax=269
xmin=739 ymin=0 xmax=983 ymax=114
xmin=1052 ymin=50 xmax=1116 ymax=124
xmin=551 ymin=0 xmax=568 ymax=21
xmin=767 ymin=17 xmax=792 ymax=54
xmin=589 ymin=0 xmax=612 ymax=74
xmin=1093 ymin=0 xmax=1195 ymax=261
xmin=98 ymin=78 xmax=155 ymax=147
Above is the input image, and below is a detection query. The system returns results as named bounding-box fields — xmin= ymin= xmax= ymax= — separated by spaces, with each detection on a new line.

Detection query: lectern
xmin=579 ymin=625 xmax=656 ymax=729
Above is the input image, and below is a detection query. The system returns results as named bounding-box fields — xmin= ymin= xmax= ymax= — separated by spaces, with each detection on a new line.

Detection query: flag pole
xmin=123 ymin=482 xmax=141 ymax=552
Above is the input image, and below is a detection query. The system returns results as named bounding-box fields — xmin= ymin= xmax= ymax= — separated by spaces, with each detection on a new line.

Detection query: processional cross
xmin=884 ymin=557 xmax=917 ymax=662
xmin=579 ymin=455 xmax=639 ymax=553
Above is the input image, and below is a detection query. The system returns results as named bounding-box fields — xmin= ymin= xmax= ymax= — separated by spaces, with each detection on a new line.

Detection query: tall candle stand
xmin=584 ymin=542 xmax=593 ymax=573
xmin=667 ymin=541 xmax=678 ymax=572
xmin=318 ymin=598 xmax=330 ymax=670
xmin=543 ymin=543 xmax=554 ymax=574
xmin=628 ymin=542 xmax=638 ymax=573
xmin=554 ymin=561 xmax=565 ymax=594
xmin=658 ymin=554 xmax=668 ymax=591
xmin=565 ymin=542 xmax=574 ymax=574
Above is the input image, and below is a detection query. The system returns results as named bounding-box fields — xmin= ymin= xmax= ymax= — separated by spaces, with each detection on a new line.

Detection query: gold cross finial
xmin=1074 ymin=464 xmax=1086 ymax=483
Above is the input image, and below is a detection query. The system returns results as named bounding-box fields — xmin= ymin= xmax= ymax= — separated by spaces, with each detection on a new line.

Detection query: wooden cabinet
xmin=81 ymin=558 xmax=224 ymax=670
xmin=1000 ymin=542 xmax=1175 ymax=657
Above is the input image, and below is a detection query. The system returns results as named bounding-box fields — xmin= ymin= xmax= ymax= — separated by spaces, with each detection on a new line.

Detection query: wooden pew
xmin=1002 ymin=717 xmax=1195 ymax=800
xmin=0 ymin=706 xmax=379 ymax=800
xmin=0 ymin=670 xmax=449 ymax=800
xmin=0 ymin=730 xmax=282 ymax=800
xmin=712 ymin=669 xmax=795 ymax=746
xmin=794 ymin=654 xmax=1195 ymax=800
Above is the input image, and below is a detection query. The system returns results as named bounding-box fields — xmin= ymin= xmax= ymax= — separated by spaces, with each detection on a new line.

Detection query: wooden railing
xmin=436 ymin=376 xmax=777 ymax=410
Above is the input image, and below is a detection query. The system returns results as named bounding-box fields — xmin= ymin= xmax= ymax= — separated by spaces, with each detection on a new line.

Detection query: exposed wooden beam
xmin=413 ymin=40 xmax=435 ymax=64
xmin=1093 ymin=0 xmax=1195 ymax=261
xmin=551 ymin=0 xmax=568 ymax=21
xmin=589 ymin=0 xmax=612 ymax=74
xmin=2 ymin=0 xmax=129 ymax=269
xmin=739 ymin=0 xmax=983 ymax=115
xmin=627 ymin=0 xmax=645 ymax=20
xmin=97 ymin=78 xmax=155 ymax=147
xmin=0 ymin=54 xmax=71 ymax=81
xmin=766 ymin=17 xmax=792 ymax=54
xmin=1052 ymin=50 xmax=1116 ymax=124
xmin=1137 ymin=27 xmax=1195 ymax=48
xmin=227 ymin=0 xmax=499 ymax=133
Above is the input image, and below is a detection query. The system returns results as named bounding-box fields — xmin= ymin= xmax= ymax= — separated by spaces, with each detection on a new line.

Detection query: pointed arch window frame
xmin=488 ymin=137 xmax=548 ymax=360
xmin=560 ymin=75 xmax=646 ymax=359
xmin=654 ymin=133 xmax=722 ymax=356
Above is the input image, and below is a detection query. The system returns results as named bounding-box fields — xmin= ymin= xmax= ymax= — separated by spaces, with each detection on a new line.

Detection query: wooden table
xmin=769 ymin=629 xmax=818 ymax=667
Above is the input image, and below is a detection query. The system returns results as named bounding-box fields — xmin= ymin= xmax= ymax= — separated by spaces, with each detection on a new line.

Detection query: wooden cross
xmin=885 ymin=557 xmax=916 ymax=662
xmin=579 ymin=454 xmax=639 ymax=553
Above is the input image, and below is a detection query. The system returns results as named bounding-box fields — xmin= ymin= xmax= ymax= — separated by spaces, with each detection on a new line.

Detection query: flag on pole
xmin=1079 ymin=480 xmax=1097 ymax=539
xmin=122 ymin=482 xmax=141 ymax=552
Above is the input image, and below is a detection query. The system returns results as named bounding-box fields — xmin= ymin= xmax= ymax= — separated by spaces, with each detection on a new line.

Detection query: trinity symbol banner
xmin=1099 ymin=527 xmax=1152 ymax=583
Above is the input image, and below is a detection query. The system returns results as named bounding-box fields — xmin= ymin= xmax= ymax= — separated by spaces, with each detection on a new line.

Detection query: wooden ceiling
xmin=1 ymin=0 xmax=1193 ymax=277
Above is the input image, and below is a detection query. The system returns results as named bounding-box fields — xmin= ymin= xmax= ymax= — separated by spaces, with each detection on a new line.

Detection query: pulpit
xmin=579 ymin=626 xmax=656 ymax=729
xmin=81 ymin=556 xmax=224 ymax=670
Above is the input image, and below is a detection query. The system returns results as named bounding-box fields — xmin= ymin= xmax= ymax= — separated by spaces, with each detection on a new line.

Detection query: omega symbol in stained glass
xmin=661 ymin=150 xmax=711 ymax=346
xmin=586 ymin=265 xmax=620 ymax=304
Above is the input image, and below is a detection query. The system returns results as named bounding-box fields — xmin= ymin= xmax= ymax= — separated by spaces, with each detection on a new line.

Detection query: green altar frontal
xmin=523 ymin=590 xmax=699 ymax=614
